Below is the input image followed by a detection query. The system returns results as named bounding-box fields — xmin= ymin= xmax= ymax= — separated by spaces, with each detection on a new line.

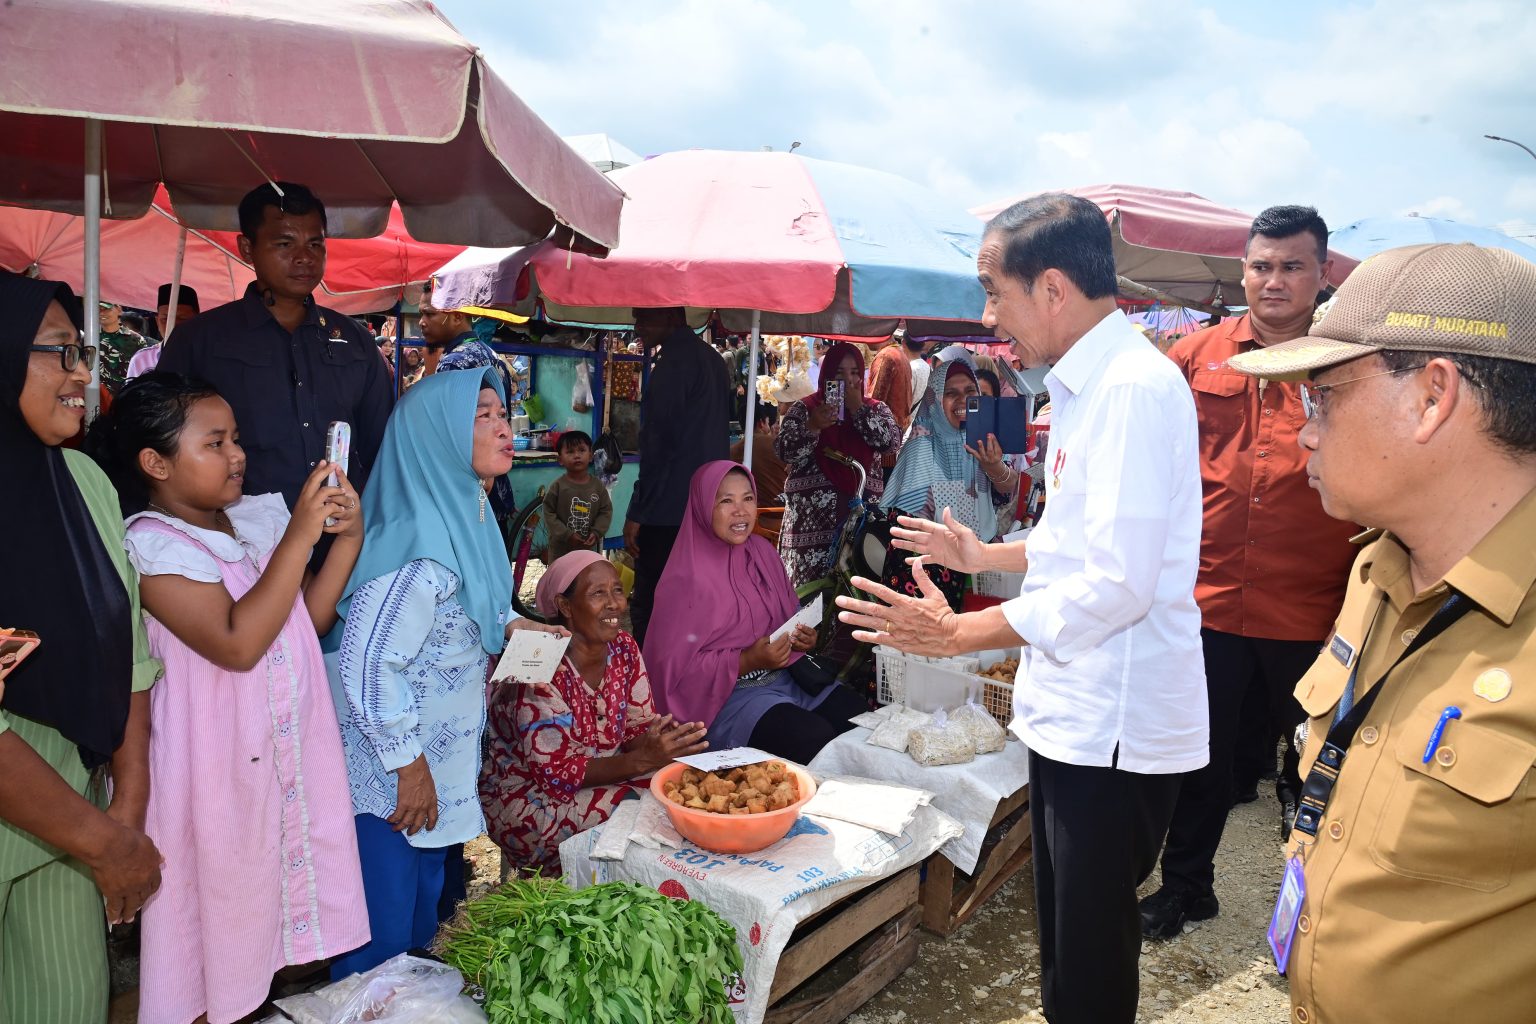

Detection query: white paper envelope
xmin=489 ymin=629 xmax=571 ymax=686
xmin=770 ymin=594 xmax=823 ymax=643
xmin=675 ymin=746 xmax=779 ymax=772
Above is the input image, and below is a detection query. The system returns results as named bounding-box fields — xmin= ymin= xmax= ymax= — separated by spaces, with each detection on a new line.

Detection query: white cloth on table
xmin=803 ymin=778 xmax=933 ymax=836
xmin=808 ymin=726 xmax=1029 ymax=873
xmin=561 ymin=790 xmax=960 ymax=1024
xmin=1000 ymin=310 xmax=1207 ymax=775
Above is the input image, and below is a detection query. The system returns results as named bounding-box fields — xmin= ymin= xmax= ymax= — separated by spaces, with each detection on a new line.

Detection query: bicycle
xmin=503 ymin=486 xmax=551 ymax=623
xmin=792 ymin=449 xmax=893 ymax=683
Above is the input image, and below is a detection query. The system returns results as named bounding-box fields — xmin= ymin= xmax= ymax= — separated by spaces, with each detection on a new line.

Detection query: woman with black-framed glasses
xmin=0 ymin=271 xmax=163 ymax=1021
xmin=30 ymin=338 xmax=97 ymax=373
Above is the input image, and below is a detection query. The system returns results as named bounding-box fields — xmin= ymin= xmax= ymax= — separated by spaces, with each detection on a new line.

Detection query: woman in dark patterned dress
xmin=774 ymin=342 xmax=901 ymax=589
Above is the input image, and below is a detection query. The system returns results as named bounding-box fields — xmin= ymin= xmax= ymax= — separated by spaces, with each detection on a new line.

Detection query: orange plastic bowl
xmin=650 ymin=761 xmax=818 ymax=855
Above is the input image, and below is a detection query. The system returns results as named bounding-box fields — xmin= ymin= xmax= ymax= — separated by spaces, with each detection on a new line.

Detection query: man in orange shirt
xmin=1141 ymin=206 xmax=1359 ymax=939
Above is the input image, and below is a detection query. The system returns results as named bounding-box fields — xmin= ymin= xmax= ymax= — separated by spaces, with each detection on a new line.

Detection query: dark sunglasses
xmin=31 ymin=342 xmax=97 ymax=373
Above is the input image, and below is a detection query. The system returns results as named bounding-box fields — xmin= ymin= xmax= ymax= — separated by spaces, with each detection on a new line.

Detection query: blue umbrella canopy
xmin=1331 ymin=216 xmax=1536 ymax=264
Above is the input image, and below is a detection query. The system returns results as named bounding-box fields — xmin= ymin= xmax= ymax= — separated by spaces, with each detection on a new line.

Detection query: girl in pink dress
xmin=87 ymin=374 xmax=370 ymax=1024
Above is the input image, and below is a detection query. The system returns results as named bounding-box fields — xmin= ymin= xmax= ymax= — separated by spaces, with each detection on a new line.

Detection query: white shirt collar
xmin=1045 ymin=309 xmax=1135 ymax=397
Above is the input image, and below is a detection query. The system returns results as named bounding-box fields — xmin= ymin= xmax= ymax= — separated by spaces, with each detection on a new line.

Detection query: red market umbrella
xmin=0 ymin=187 xmax=464 ymax=315
xmin=0 ymin=0 xmax=622 ymax=250
xmin=0 ymin=0 xmax=624 ymax=412
xmin=972 ymin=184 xmax=1357 ymax=309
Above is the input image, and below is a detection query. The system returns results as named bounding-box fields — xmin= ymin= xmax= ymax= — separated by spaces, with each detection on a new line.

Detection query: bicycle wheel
xmin=505 ymin=487 xmax=550 ymax=622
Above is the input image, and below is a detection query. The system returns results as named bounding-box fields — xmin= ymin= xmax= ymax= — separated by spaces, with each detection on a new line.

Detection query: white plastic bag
xmin=572 ymin=360 xmax=594 ymax=413
xmin=273 ymin=954 xmax=485 ymax=1024
xmin=867 ymin=706 xmax=931 ymax=752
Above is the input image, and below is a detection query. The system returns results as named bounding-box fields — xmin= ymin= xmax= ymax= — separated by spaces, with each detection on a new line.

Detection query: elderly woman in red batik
xmin=478 ymin=551 xmax=708 ymax=873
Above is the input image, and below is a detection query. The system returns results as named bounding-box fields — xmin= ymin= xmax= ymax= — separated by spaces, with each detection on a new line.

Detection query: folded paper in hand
xmin=770 ymin=595 xmax=823 ymax=643
xmin=489 ymin=629 xmax=570 ymax=686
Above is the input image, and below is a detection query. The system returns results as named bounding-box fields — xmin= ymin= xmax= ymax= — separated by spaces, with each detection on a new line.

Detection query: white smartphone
xmin=325 ymin=421 xmax=352 ymax=487
xmin=824 ymin=379 xmax=846 ymax=422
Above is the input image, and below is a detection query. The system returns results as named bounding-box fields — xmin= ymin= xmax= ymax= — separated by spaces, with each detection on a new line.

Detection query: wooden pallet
xmin=919 ymin=783 xmax=1032 ymax=936
xmin=764 ymin=866 xmax=921 ymax=1024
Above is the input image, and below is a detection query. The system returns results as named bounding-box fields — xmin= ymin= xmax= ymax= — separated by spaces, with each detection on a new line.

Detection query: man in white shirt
xmin=125 ymin=283 xmax=200 ymax=380
xmin=907 ymin=334 xmax=931 ymax=412
xmin=837 ymin=193 xmax=1207 ymax=1024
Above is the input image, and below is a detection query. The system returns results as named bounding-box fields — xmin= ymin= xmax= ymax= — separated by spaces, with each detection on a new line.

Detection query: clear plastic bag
xmin=297 ymin=954 xmax=485 ymax=1023
xmin=572 ymin=360 xmax=594 ymax=413
xmin=950 ymin=700 xmax=1007 ymax=754
xmin=866 ymin=706 xmax=931 ymax=752
xmin=907 ymin=709 xmax=977 ymax=766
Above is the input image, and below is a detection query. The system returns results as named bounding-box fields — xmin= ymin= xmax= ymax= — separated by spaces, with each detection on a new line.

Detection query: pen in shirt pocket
xmin=1421 ymin=705 xmax=1462 ymax=764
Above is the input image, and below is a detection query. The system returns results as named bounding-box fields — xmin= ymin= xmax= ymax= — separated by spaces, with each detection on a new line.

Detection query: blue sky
xmin=440 ymin=0 xmax=1536 ymax=241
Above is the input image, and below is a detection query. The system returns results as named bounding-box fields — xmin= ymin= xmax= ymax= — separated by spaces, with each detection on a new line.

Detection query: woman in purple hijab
xmin=644 ymin=461 xmax=866 ymax=764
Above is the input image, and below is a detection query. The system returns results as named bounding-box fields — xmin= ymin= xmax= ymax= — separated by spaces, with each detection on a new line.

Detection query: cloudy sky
xmin=441 ymin=0 xmax=1536 ymax=241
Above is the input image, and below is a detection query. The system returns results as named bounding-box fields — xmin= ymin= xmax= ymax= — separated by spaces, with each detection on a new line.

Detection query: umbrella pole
xmin=83 ymin=119 xmax=103 ymax=420
xmin=165 ymin=226 xmax=188 ymax=338
xmin=743 ymin=310 xmax=761 ymax=471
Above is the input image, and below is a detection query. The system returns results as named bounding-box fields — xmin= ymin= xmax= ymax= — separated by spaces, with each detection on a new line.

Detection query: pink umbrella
xmin=0 ymin=188 xmax=464 ymax=315
xmin=1 ymin=0 xmax=623 ymax=411
xmin=972 ymin=184 xmax=1357 ymax=309
xmin=434 ymin=149 xmax=988 ymax=467
xmin=436 ymin=150 xmax=988 ymax=333
xmin=0 ymin=0 xmax=621 ymax=249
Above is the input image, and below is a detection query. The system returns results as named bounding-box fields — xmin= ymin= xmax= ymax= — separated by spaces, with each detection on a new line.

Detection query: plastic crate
xmin=972 ymin=648 xmax=1022 ymax=727
xmin=873 ymin=645 xmax=908 ymax=705
xmin=906 ymin=660 xmax=983 ymax=713
xmin=972 ymin=570 xmax=1028 ymax=599
xmin=873 ymin=646 xmax=980 ymax=706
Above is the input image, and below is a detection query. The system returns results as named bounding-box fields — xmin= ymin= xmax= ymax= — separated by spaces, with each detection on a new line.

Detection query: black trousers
xmin=748 ymin=682 xmax=866 ymax=765
xmin=628 ymin=523 xmax=681 ymax=648
xmin=1159 ymin=629 xmax=1322 ymax=893
xmin=1029 ymin=750 xmax=1179 ymax=1024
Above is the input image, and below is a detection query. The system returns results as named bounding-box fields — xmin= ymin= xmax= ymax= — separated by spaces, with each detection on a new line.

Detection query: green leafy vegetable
xmin=438 ymin=877 xmax=743 ymax=1024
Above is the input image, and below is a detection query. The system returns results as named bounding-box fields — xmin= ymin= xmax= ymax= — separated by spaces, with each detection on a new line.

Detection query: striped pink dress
xmin=126 ymin=496 xmax=369 ymax=1024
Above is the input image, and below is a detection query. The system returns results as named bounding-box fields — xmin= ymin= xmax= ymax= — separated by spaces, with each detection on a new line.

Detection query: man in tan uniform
xmin=1228 ymin=243 xmax=1536 ymax=1024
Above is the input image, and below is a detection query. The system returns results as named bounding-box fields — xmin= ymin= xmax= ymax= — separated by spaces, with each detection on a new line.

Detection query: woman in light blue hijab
xmin=881 ymin=352 xmax=1016 ymax=541
xmin=326 ymin=367 xmax=525 ymax=977
xmin=878 ymin=353 xmax=1018 ymax=609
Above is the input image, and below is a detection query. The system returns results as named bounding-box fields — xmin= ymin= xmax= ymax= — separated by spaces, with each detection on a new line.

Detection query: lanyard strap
xmin=1293 ymin=591 xmax=1472 ymax=840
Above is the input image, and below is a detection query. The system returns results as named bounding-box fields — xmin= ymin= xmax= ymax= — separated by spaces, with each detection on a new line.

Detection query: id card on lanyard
xmin=1267 ymin=856 xmax=1307 ymax=973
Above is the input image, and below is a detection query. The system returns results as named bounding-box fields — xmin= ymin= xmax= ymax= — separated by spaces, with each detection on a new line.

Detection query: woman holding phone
xmin=774 ymin=342 xmax=900 ymax=589
xmin=0 ymin=272 xmax=163 ymax=1020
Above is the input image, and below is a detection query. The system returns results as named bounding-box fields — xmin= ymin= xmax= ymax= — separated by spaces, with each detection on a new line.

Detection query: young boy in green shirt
xmin=542 ymin=431 xmax=613 ymax=561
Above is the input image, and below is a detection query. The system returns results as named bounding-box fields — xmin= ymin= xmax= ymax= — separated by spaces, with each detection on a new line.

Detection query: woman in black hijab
xmin=0 ymin=271 xmax=163 ymax=1020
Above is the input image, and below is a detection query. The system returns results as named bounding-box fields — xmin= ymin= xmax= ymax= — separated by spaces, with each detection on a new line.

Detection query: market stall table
xmin=808 ymin=729 xmax=1032 ymax=936
xmin=560 ymin=789 xmax=960 ymax=1024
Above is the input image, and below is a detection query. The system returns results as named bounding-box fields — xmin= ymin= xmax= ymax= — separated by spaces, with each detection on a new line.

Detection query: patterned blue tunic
xmin=329 ymin=558 xmax=496 ymax=848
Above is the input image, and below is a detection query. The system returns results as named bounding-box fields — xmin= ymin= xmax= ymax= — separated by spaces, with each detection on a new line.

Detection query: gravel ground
xmin=461 ymin=797 xmax=1291 ymax=1024
xmin=844 ymin=795 xmax=1292 ymax=1024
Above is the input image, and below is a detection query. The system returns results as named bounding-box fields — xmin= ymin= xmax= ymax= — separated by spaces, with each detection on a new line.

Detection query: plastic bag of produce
xmin=950 ymin=700 xmax=1007 ymax=754
xmin=867 ymin=705 xmax=932 ymax=752
xmin=907 ymin=709 xmax=977 ymax=766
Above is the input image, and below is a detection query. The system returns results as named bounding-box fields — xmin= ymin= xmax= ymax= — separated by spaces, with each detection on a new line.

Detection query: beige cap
xmin=1228 ymin=243 xmax=1536 ymax=380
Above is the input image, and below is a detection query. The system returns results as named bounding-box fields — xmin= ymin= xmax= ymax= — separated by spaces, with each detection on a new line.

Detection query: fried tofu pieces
xmin=661 ymin=761 xmax=800 ymax=815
